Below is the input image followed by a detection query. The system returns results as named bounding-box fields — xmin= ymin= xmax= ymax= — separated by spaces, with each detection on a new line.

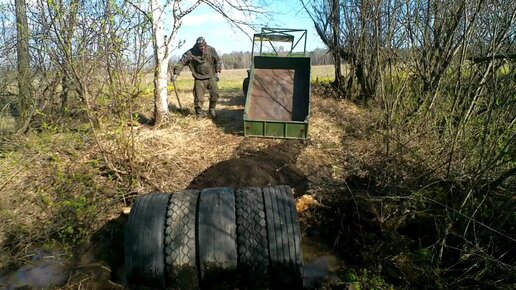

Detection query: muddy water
xmin=302 ymin=236 xmax=341 ymax=289
xmin=0 ymin=236 xmax=339 ymax=289
xmin=0 ymin=248 xmax=68 ymax=289
xmin=0 ymin=247 xmax=124 ymax=289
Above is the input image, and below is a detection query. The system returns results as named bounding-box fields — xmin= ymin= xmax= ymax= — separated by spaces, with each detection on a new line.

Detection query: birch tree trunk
xmin=147 ymin=0 xmax=253 ymax=124
xmin=151 ymin=0 xmax=172 ymax=125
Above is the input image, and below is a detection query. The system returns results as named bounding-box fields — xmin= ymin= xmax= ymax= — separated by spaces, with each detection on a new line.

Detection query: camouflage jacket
xmin=173 ymin=45 xmax=221 ymax=80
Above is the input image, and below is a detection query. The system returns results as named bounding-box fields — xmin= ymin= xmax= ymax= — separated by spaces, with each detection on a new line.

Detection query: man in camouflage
xmin=172 ymin=37 xmax=221 ymax=118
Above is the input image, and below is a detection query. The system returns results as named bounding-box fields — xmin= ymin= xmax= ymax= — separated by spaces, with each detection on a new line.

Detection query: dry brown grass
xmin=297 ymin=97 xmax=370 ymax=185
xmin=132 ymin=116 xmax=244 ymax=192
xmin=129 ymin=65 xmax=363 ymax=195
xmin=0 ymin=150 xmax=40 ymax=260
xmin=0 ymin=135 xmax=77 ymax=267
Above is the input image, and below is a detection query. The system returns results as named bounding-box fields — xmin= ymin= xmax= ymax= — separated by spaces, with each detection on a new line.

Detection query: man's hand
xmin=216 ymin=72 xmax=221 ymax=82
xmin=172 ymin=74 xmax=178 ymax=82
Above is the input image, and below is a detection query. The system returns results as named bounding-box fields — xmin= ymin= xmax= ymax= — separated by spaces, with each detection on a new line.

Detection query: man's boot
xmin=208 ymin=101 xmax=217 ymax=119
xmin=195 ymin=107 xmax=206 ymax=118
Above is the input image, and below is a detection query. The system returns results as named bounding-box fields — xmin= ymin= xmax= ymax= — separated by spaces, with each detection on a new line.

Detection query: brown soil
xmin=188 ymin=140 xmax=308 ymax=195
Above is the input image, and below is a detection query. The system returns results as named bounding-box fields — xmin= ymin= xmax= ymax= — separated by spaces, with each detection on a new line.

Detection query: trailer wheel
xmin=164 ymin=189 xmax=200 ymax=290
xmin=198 ymin=187 xmax=238 ymax=290
xmin=243 ymin=77 xmax=250 ymax=97
xmin=263 ymin=185 xmax=303 ymax=289
xmin=235 ymin=187 xmax=269 ymax=290
xmin=124 ymin=193 xmax=170 ymax=289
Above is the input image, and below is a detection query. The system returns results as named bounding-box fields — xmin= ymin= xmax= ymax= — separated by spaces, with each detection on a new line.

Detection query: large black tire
xmin=124 ymin=193 xmax=170 ymax=289
xmin=164 ymin=189 xmax=200 ymax=290
xmin=235 ymin=187 xmax=269 ymax=290
xmin=263 ymin=185 xmax=303 ymax=289
xmin=243 ymin=77 xmax=250 ymax=97
xmin=197 ymin=187 xmax=238 ymax=290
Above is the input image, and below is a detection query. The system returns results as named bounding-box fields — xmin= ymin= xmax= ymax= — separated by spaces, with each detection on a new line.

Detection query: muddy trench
xmin=0 ymin=140 xmax=344 ymax=290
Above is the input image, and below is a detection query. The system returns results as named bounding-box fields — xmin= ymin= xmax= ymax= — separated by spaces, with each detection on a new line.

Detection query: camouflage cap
xmin=196 ymin=37 xmax=206 ymax=45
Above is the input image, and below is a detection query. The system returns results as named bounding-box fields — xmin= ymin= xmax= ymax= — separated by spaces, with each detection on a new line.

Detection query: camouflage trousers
xmin=193 ymin=77 xmax=219 ymax=115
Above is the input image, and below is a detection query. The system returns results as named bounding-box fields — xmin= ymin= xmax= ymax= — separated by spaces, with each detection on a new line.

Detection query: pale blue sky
xmin=173 ymin=0 xmax=325 ymax=56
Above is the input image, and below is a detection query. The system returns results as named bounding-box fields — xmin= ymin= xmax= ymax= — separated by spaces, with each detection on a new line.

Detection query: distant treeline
xmin=171 ymin=48 xmax=333 ymax=70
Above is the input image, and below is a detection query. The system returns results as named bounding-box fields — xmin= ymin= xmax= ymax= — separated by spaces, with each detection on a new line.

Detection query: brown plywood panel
xmin=248 ymin=69 xmax=295 ymax=121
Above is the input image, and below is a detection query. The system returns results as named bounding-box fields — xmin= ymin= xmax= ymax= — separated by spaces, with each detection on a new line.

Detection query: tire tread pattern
xmin=164 ymin=189 xmax=200 ymax=290
xmin=263 ymin=185 xmax=303 ymax=289
xmin=124 ymin=193 xmax=170 ymax=289
xmin=198 ymin=187 xmax=238 ymax=290
xmin=235 ymin=187 xmax=269 ymax=289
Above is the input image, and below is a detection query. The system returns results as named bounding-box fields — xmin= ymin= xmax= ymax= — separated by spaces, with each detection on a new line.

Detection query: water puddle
xmin=0 ymin=234 xmax=340 ymax=289
xmin=0 ymin=247 xmax=68 ymax=289
xmin=302 ymin=235 xmax=341 ymax=289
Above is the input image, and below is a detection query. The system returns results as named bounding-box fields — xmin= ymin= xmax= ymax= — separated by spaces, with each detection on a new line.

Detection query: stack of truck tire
xmin=124 ymin=185 xmax=304 ymax=290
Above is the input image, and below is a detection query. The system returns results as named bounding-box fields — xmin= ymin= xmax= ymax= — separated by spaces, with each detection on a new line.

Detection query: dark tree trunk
xmin=331 ymin=0 xmax=344 ymax=92
xmin=15 ymin=0 xmax=32 ymax=133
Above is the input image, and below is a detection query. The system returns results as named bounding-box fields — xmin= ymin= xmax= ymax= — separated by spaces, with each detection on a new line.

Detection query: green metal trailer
xmin=243 ymin=28 xmax=311 ymax=139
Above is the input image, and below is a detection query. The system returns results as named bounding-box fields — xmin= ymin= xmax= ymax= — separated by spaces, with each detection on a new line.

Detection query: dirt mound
xmin=188 ymin=140 xmax=308 ymax=195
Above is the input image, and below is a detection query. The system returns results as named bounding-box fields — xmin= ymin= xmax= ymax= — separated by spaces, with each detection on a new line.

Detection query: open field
xmin=171 ymin=64 xmax=337 ymax=92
